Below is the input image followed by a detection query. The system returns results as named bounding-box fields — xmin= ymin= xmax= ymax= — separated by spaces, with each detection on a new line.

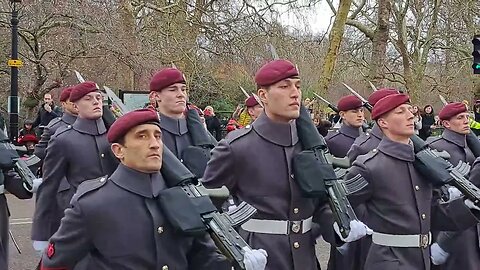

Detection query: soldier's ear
xmin=111 ymin=143 xmax=124 ymax=160
xmin=257 ymin=88 xmax=267 ymax=105
xmin=377 ymin=118 xmax=387 ymax=129
xmin=442 ymin=120 xmax=449 ymax=129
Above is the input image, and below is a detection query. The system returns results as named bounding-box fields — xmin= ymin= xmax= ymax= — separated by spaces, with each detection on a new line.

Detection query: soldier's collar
xmin=62 ymin=112 xmax=77 ymax=125
xmin=377 ymin=136 xmax=415 ymax=162
xmin=110 ymin=164 xmax=166 ymax=198
xmin=159 ymin=113 xmax=188 ymax=136
xmin=339 ymin=123 xmax=361 ymax=139
xmin=370 ymin=123 xmax=383 ymax=139
xmin=252 ymin=112 xmax=298 ymax=147
xmin=73 ymin=117 xmax=106 ymax=135
xmin=442 ymin=128 xmax=466 ymax=148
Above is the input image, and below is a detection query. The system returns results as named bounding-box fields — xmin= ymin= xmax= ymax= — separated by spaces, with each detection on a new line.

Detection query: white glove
xmin=24 ymin=178 xmax=42 ymax=193
xmin=465 ymin=199 xmax=480 ymax=211
xmin=334 ymin=220 xmax=373 ymax=242
xmin=243 ymin=246 xmax=268 ymax=270
xmin=431 ymin=242 xmax=449 ymax=265
xmin=447 ymin=187 xmax=462 ymax=201
xmin=33 ymin=240 xmax=48 ymax=257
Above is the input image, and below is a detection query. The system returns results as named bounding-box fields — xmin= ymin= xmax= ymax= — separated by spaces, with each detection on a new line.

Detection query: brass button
xmin=290 ymin=174 xmax=294 ymax=179
xmin=246 ymin=125 xmax=251 ymax=129
xmin=372 ymin=149 xmax=377 ymax=153
xmin=293 ymin=208 xmax=299 ymax=214
xmin=157 ymin=226 xmax=164 ymax=234
xmin=421 ymin=214 xmax=426 ymax=220
xmin=415 ymin=186 xmax=419 ymax=191
xmin=180 ymin=159 xmax=183 ymax=163
xmin=67 ymin=125 xmax=71 ymax=128
xmin=100 ymin=177 xmax=106 ymax=183
xmin=293 ymin=242 xmax=300 ymax=249
xmin=162 ymin=266 xmax=168 ymax=270
xmin=101 ymin=153 xmax=105 ymax=158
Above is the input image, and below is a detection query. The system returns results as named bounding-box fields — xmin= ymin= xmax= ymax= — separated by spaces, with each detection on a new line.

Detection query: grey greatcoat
xmin=34 ymin=112 xmax=77 ymax=160
xmin=40 ymin=164 xmax=230 ymax=270
xmin=31 ymin=118 xmax=118 ymax=241
xmin=0 ymin=171 xmax=32 ymax=269
xmin=347 ymin=137 xmax=480 ymax=270
xmin=159 ymin=114 xmax=193 ymax=159
xmin=347 ymin=123 xmax=383 ymax=162
xmin=202 ymin=112 xmax=338 ymax=270
xmin=325 ymin=123 xmax=361 ymax=158
xmin=427 ymin=129 xmax=479 ymax=270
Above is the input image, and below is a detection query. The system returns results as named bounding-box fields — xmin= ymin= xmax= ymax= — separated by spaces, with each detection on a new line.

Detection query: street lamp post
xmin=8 ymin=0 xmax=22 ymax=142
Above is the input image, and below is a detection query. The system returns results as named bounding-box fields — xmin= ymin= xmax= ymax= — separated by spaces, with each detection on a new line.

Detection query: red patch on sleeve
xmin=47 ymin=243 xmax=55 ymax=259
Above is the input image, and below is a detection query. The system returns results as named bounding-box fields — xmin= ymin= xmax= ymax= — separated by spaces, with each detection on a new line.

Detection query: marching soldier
xmin=0 ymin=130 xmax=41 ymax=269
xmin=427 ymin=102 xmax=480 ymax=269
xmin=149 ymin=68 xmax=216 ymax=158
xmin=346 ymin=88 xmax=398 ymax=162
xmin=38 ymin=109 xmax=266 ymax=270
xmin=34 ymin=86 xmax=77 ymax=160
xmin=325 ymin=95 xmax=364 ymax=158
xmin=202 ymin=59 xmax=369 ymax=270
xmin=346 ymin=94 xmax=480 ymax=270
xmin=32 ymin=81 xmax=119 ymax=254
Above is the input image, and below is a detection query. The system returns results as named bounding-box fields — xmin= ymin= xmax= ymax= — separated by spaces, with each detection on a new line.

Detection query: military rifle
xmin=294 ymin=105 xmax=364 ymax=238
xmin=345 ymin=84 xmax=480 ymax=207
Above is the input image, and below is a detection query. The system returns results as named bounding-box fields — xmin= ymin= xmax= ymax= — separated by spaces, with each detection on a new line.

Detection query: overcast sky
xmin=280 ymin=1 xmax=335 ymax=34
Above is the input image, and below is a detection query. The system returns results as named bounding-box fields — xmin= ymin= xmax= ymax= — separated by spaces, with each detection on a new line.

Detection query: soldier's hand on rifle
xmin=242 ymin=246 xmax=268 ymax=270
xmin=334 ymin=220 xmax=373 ymax=242
xmin=464 ymin=198 xmax=480 ymax=211
xmin=430 ymin=242 xmax=449 ymax=265
xmin=447 ymin=186 xmax=462 ymax=201
xmin=24 ymin=178 xmax=42 ymax=193
xmin=33 ymin=240 xmax=48 ymax=257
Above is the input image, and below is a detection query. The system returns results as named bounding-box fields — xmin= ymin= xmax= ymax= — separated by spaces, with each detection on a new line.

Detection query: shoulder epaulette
xmin=71 ymin=176 xmax=108 ymax=203
xmin=225 ymin=125 xmax=254 ymax=143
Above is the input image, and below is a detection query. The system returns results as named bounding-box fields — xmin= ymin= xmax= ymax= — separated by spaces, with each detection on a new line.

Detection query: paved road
xmin=7 ymin=194 xmax=331 ymax=270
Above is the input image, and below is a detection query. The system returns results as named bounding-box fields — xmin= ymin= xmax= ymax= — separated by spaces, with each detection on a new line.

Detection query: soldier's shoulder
xmin=224 ymin=125 xmax=254 ymax=143
xmin=72 ymin=175 xmax=109 ymax=203
xmin=51 ymin=124 xmax=73 ymax=138
xmin=355 ymin=148 xmax=379 ymax=164
xmin=353 ymin=133 xmax=371 ymax=146
xmin=426 ymin=135 xmax=442 ymax=145
xmin=325 ymin=130 xmax=340 ymax=141
xmin=46 ymin=117 xmax=62 ymax=128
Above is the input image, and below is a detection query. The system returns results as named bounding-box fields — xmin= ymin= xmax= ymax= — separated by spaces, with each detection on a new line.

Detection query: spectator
xmin=419 ymin=104 xmax=435 ymax=140
xmin=204 ymin=106 xmax=223 ymax=141
xmin=17 ymin=134 xmax=38 ymax=156
xmin=19 ymin=119 xmax=36 ymax=138
xmin=412 ymin=105 xmax=422 ymax=135
xmin=314 ymin=117 xmax=332 ymax=137
xmin=32 ymin=93 xmax=62 ymax=133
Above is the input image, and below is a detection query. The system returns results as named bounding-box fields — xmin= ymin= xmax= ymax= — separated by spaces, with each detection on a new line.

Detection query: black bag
xmin=157 ymin=186 xmax=216 ymax=236
xmin=292 ymin=149 xmax=334 ymax=199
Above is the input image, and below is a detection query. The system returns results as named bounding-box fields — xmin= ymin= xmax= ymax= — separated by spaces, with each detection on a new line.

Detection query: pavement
xmin=7 ymin=194 xmax=331 ymax=270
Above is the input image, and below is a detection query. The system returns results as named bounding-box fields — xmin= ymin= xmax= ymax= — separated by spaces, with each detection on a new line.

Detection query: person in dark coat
xmin=202 ymin=59 xmax=370 ymax=270
xmin=419 ymin=104 xmax=435 ymax=140
xmin=204 ymin=106 xmax=223 ymax=141
xmin=149 ymin=68 xmax=216 ymax=158
xmin=38 ymin=109 xmax=267 ymax=270
xmin=34 ymin=86 xmax=77 ymax=160
xmin=426 ymin=102 xmax=480 ymax=269
xmin=32 ymin=82 xmax=119 ymax=254
xmin=346 ymin=94 xmax=480 ymax=270
xmin=325 ymin=95 xmax=364 ymax=158
xmin=32 ymin=93 xmax=62 ymax=131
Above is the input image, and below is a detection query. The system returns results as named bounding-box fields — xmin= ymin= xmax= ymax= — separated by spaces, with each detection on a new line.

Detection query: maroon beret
xmin=371 ymin=94 xmax=410 ymax=120
xmin=367 ymin=88 xmax=399 ymax=106
xmin=245 ymin=96 xmax=259 ymax=107
xmin=107 ymin=109 xmax=160 ymax=143
xmin=18 ymin=134 xmax=38 ymax=144
xmin=59 ymin=87 xmax=73 ymax=102
xmin=70 ymin=81 xmax=99 ymax=102
xmin=255 ymin=60 xmax=299 ymax=87
xmin=439 ymin=102 xmax=468 ymax=121
xmin=337 ymin=95 xmax=363 ymax=111
xmin=150 ymin=68 xmax=186 ymax=92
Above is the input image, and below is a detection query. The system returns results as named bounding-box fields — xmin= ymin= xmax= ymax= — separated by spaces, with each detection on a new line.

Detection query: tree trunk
xmin=369 ymin=0 xmax=391 ymax=86
xmin=318 ymin=0 xmax=352 ymax=94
